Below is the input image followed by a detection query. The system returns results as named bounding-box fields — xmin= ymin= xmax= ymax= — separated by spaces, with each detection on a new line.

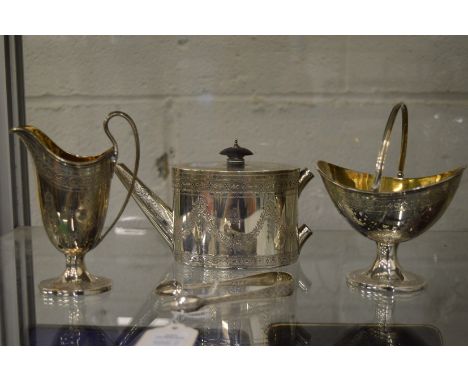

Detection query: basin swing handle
xmin=96 ymin=111 xmax=141 ymax=246
xmin=371 ymin=102 xmax=408 ymax=192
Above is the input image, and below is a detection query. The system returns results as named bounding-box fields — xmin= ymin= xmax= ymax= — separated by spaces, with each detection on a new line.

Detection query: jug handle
xmin=96 ymin=111 xmax=141 ymax=245
xmin=371 ymin=102 xmax=408 ymax=192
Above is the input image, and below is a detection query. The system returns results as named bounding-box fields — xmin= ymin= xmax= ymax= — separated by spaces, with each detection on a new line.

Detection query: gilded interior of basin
xmin=317 ymin=160 xmax=464 ymax=194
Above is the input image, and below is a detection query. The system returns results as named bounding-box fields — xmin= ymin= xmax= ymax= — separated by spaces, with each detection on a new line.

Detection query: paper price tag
xmin=135 ymin=323 xmax=199 ymax=346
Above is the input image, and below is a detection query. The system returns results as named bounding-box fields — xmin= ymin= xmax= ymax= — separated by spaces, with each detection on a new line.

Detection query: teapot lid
xmin=174 ymin=140 xmax=299 ymax=174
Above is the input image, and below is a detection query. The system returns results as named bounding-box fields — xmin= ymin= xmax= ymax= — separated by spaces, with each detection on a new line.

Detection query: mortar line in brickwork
xmin=25 ymin=92 xmax=468 ymax=106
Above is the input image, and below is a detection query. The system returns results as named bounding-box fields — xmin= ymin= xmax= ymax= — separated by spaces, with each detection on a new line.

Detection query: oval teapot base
xmin=174 ymin=251 xmax=299 ymax=269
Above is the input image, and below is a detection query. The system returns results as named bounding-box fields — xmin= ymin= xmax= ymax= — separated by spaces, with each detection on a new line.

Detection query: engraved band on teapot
xmin=174 ymin=251 xmax=299 ymax=269
xmin=172 ymin=170 xmax=300 ymax=193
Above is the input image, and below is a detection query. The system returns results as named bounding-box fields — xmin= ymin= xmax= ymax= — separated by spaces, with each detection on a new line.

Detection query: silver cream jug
xmin=11 ymin=111 xmax=140 ymax=296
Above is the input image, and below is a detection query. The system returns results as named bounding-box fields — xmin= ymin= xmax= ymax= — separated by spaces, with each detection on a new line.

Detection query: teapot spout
xmin=115 ymin=163 xmax=174 ymax=250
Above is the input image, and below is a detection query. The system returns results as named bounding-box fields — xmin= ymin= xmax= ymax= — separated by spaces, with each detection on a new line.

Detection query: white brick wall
xmin=23 ymin=36 xmax=468 ymax=232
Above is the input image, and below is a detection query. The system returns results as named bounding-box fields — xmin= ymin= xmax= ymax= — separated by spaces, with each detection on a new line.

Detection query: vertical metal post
xmin=0 ymin=38 xmax=15 ymax=236
xmin=0 ymin=35 xmax=30 ymax=235
xmin=0 ymin=35 xmax=12 ymax=346
xmin=0 ymin=35 xmax=34 ymax=345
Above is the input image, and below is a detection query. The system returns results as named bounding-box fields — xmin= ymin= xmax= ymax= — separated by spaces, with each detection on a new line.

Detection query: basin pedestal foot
xmin=346 ymin=243 xmax=426 ymax=293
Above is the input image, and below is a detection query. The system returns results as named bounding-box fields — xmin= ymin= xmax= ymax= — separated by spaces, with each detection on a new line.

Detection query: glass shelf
xmin=1 ymin=227 xmax=467 ymax=345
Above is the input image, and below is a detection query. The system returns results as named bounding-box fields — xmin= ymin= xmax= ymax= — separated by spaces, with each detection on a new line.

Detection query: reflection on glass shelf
xmin=114 ymin=216 xmax=149 ymax=236
xmin=267 ymin=323 xmax=443 ymax=346
xmin=3 ymin=228 xmax=468 ymax=345
xmin=114 ymin=261 xmax=305 ymax=346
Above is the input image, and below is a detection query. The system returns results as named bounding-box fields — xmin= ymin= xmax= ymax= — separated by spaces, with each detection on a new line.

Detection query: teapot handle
xmin=371 ymin=103 xmax=408 ymax=192
xmin=97 ymin=111 xmax=140 ymax=245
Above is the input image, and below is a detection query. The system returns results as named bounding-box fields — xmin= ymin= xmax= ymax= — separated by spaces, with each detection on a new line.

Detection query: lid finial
xmin=219 ymin=139 xmax=253 ymax=168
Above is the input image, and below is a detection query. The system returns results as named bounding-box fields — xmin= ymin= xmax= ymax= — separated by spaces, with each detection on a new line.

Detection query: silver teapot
xmin=116 ymin=140 xmax=313 ymax=269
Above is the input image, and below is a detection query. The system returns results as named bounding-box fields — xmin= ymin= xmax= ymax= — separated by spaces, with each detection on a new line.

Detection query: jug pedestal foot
xmin=39 ymin=275 xmax=112 ymax=296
